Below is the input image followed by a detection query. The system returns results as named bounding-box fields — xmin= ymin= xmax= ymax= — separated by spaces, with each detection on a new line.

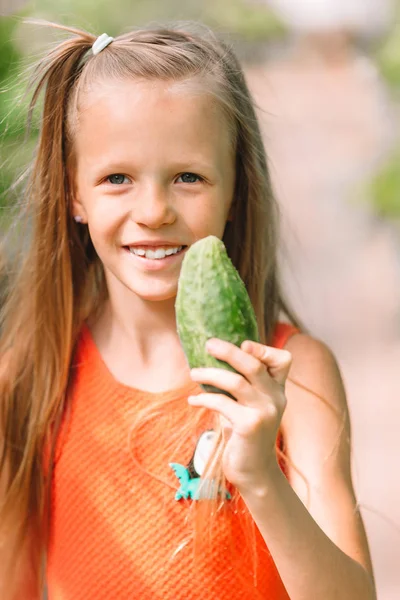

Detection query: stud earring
xmin=74 ymin=215 xmax=84 ymax=223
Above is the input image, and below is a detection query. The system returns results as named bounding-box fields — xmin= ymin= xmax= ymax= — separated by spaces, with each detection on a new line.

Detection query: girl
xmin=0 ymin=20 xmax=376 ymax=600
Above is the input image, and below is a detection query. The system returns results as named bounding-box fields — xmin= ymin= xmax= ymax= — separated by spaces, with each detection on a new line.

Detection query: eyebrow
xmin=173 ymin=161 xmax=216 ymax=172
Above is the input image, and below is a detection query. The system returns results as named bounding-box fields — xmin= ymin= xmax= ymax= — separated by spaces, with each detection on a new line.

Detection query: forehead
xmin=73 ymin=78 xmax=234 ymax=164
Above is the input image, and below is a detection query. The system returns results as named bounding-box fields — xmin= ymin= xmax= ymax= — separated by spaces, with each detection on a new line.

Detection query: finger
xmin=188 ymin=392 xmax=246 ymax=429
xmin=205 ymin=338 xmax=271 ymax=387
xmin=190 ymin=367 xmax=253 ymax=405
xmin=240 ymin=341 xmax=292 ymax=386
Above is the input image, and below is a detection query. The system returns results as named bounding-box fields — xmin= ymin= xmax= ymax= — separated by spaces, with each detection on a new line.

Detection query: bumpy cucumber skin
xmin=175 ymin=236 xmax=259 ymax=399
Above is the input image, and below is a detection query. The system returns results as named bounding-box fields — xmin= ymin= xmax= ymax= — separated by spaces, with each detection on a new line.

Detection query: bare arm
xmin=239 ymin=334 xmax=376 ymax=600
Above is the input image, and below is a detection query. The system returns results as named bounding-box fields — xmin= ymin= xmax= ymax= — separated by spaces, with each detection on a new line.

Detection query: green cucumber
xmin=175 ymin=235 xmax=259 ymax=398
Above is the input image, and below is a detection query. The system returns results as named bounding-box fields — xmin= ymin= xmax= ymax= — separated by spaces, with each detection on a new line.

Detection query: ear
xmin=71 ymin=194 xmax=88 ymax=224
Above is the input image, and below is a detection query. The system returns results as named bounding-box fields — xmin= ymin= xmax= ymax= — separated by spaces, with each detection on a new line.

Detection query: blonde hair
xmin=0 ymin=20 xmax=302 ymax=598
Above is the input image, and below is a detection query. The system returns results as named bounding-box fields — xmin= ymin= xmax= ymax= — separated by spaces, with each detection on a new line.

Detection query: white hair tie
xmin=92 ymin=33 xmax=114 ymax=56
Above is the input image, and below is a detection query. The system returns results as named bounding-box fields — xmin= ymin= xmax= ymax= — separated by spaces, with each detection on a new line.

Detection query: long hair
xmin=0 ymin=20 xmax=303 ymax=598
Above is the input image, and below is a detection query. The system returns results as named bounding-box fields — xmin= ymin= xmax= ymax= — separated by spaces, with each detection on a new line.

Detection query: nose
xmin=131 ymin=183 xmax=176 ymax=229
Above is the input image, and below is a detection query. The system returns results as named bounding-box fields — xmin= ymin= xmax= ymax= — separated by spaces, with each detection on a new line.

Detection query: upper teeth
xmin=129 ymin=246 xmax=183 ymax=259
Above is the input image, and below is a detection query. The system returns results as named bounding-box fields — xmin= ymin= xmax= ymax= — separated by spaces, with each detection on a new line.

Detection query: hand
xmin=188 ymin=338 xmax=292 ymax=493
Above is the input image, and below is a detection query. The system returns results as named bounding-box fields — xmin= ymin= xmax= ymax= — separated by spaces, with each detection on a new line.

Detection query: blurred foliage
xmin=20 ymin=0 xmax=285 ymax=40
xmin=0 ymin=0 xmax=285 ymax=217
xmin=368 ymin=152 xmax=400 ymax=219
xmin=0 ymin=15 xmax=35 ymax=220
xmin=0 ymin=18 xmax=21 ymax=81
xmin=374 ymin=0 xmax=400 ymax=90
xmin=368 ymin=4 xmax=400 ymax=222
xmin=375 ymin=24 xmax=400 ymax=90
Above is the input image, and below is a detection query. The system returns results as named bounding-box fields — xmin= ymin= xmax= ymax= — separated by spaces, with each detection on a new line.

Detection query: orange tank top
xmin=46 ymin=322 xmax=299 ymax=599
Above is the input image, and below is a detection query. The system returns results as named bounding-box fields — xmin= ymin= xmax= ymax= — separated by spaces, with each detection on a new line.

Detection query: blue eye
xmin=177 ymin=173 xmax=202 ymax=184
xmin=107 ymin=174 xmax=129 ymax=185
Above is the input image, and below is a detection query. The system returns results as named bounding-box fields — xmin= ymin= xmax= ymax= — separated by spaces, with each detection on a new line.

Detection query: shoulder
xmin=284 ymin=330 xmax=338 ymax=368
xmin=280 ymin=332 xmax=351 ymax=480
xmin=284 ymin=332 xmax=346 ymax=410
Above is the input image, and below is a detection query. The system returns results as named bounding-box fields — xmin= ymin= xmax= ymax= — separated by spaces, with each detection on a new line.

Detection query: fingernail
xmin=241 ymin=340 xmax=252 ymax=350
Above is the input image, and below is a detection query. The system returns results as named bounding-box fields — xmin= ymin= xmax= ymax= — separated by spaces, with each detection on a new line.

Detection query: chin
xmin=105 ymin=265 xmax=180 ymax=304
xmin=128 ymin=283 xmax=178 ymax=303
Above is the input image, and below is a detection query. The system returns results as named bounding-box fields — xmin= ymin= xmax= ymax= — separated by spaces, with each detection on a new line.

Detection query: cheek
xmin=185 ymin=198 xmax=230 ymax=239
xmin=86 ymin=195 xmax=126 ymax=235
xmin=83 ymin=213 xmax=119 ymax=259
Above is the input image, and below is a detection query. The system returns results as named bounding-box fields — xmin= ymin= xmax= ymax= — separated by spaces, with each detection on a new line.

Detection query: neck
xmin=86 ymin=274 xmax=194 ymax=392
xmin=88 ymin=279 xmax=189 ymax=367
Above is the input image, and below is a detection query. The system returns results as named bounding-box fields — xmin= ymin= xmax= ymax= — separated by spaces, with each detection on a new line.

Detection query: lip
xmin=124 ymin=245 xmax=188 ymax=271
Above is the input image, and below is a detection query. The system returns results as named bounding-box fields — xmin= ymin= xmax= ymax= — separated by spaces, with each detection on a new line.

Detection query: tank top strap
xmin=271 ymin=322 xmax=301 ymax=349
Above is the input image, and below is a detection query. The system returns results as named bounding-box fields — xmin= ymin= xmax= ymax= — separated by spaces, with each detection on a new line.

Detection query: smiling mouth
xmin=124 ymin=245 xmax=188 ymax=260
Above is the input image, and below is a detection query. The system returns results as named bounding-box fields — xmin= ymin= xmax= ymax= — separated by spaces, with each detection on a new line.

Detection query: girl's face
xmin=73 ymin=78 xmax=235 ymax=303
